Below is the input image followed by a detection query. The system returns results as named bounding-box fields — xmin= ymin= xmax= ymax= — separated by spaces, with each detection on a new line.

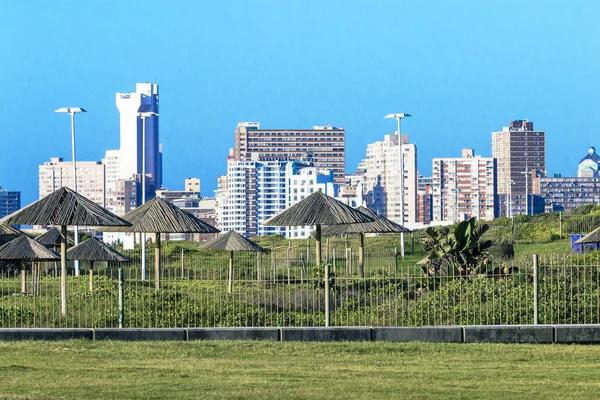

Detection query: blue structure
xmin=0 ymin=187 xmax=20 ymax=219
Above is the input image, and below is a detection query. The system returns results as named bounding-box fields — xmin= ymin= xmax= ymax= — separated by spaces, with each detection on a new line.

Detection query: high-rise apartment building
xmin=38 ymin=157 xmax=106 ymax=206
xmin=105 ymin=178 xmax=139 ymax=216
xmin=233 ymin=122 xmax=345 ymax=186
xmin=492 ymin=119 xmax=545 ymax=216
xmin=103 ymin=149 xmax=121 ymax=188
xmin=363 ymin=134 xmax=417 ymax=224
xmin=431 ymin=149 xmax=496 ymax=222
xmin=216 ymin=157 xmax=287 ymax=238
xmin=115 ymin=82 xmax=161 ymax=191
xmin=0 ymin=187 xmax=20 ymax=219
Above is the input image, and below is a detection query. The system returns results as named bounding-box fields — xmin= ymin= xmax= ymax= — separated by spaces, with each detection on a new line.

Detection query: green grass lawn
xmin=1 ymin=340 xmax=599 ymax=399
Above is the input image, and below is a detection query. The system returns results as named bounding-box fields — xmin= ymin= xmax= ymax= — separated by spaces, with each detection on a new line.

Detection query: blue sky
xmin=1 ymin=0 xmax=599 ymax=205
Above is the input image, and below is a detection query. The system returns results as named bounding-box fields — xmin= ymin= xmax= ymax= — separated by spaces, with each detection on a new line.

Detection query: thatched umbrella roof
xmin=67 ymin=237 xmax=130 ymax=262
xmin=99 ymin=197 xmax=219 ymax=290
xmin=100 ymin=197 xmax=220 ymax=233
xmin=0 ymin=236 xmax=60 ymax=261
xmin=262 ymin=191 xmax=374 ymax=265
xmin=322 ymin=206 xmax=411 ymax=234
xmin=0 ymin=224 xmax=24 ymax=236
xmin=0 ymin=224 xmax=25 ymax=246
xmin=201 ymin=231 xmax=265 ymax=294
xmin=201 ymin=230 xmax=265 ymax=253
xmin=574 ymin=227 xmax=600 ymax=245
xmin=262 ymin=191 xmax=374 ymax=227
xmin=0 ymin=187 xmax=130 ymax=316
xmin=0 ymin=187 xmax=131 ymax=227
xmin=322 ymin=206 xmax=410 ymax=277
xmin=35 ymin=227 xmax=74 ymax=247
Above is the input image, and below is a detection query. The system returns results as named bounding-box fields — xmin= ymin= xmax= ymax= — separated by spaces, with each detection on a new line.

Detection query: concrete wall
xmin=3 ymin=325 xmax=600 ymax=343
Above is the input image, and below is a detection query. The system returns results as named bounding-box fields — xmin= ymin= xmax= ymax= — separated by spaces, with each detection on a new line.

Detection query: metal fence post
xmin=559 ymin=212 xmax=563 ymax=239
xmin=118 ymin=268 xmax=124 ymax=329
xmin=533 ymin=254 xmax=538 ymax=325
xmin=325 ymin=263 xmax=330 ymax=327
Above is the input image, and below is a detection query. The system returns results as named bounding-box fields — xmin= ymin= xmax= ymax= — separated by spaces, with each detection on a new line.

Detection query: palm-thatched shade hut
xmin=35 ymin=227 xmax=75 ymax=248
xmin=67 ymin=237 xmax=130 ymax=291
xmin=262 ymin=191 xmax=374 ymax=265
xmin=574 ymin=227 xmax=600 ymax=251
xmin=201 ymin=230 xmax=265 ymax=293
xmin=322 ymin=206 xmax=411 ymax=277
xmin=0 ymin=224 xmax=25 ymax=246
xmin=0 ymin=187 xmax=131 ymax=315
xmin=101 ymin=197 xmax=220 ymax=289
xmin=0 ymin=235 xmax=60 ymax=294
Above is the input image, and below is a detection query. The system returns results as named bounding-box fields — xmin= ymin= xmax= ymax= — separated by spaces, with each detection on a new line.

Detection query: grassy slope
xmin=1 ymin=340 xmax=599 ymax=399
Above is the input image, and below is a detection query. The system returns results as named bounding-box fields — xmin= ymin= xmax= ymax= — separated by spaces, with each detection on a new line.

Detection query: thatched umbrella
xmin=201 ymin=230 xmax=265 ymax=293
xmin=0 ymin=235 xmax=60 ymax=294
xmin=35 ymin=227 xmax=75 ymax=248
xmin=36 ymin=227 xmax=75 ymax=277
xmin=574 ymin=227 xmax=600 ymax=252
xmin=101 ymin=197 xmax=220 ymax=290
xmin=0 ymin=187 xmax=131 ymax=315
xmin=67 ymin=237 xmax=130 ymax=291
xmin=0 ymin=224 xmax=25 ymax=246
xmin=322 ymin=206 xmax=411 ymax=277
xmin=262 ymin=191 xmax=374 ymax=265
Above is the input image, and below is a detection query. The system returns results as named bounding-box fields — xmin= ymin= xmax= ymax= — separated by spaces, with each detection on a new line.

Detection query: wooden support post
xmin=89 ymin=261 xmax=94 ymax=292
xmin=315 ymin=224 xmax=322 ymax=266
xmin=21 ymin=262 xmax=26 ymax=294
xmin=228 ymin=251 xmax=234 ymax=294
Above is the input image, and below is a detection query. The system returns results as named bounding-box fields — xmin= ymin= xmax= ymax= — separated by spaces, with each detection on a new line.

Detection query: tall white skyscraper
xmin=115 ymin=82 xmax=161 ymax=191
xmin=363 ymin=134 xmax=418 ymax=224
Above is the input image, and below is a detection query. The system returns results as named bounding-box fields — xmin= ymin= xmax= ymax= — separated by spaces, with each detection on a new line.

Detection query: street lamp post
xmin=508 ymin=180 xmax=515 ymax=218
xmin=55 ymin=107 xmax=86 ymax=276
xmin=138 ymin=111 xmax=159 ymax=281
xmin=385 ymin=113 xmax=411 ymax=258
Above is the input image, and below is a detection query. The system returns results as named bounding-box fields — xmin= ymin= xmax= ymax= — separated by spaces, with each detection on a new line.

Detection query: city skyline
xmin=2 ymin=1 xmax=600 ymax=205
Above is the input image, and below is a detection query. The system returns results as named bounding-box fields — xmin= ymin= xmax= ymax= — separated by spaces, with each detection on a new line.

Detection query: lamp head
xmin=55 ymin=107 xmax=86 ymax=114
xmin=138 ymin=111 xmax=159 ymax=118
xmin=385 ymin=113 xmax=411 ymax=119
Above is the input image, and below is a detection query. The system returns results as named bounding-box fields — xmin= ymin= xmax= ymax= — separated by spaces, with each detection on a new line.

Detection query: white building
xmin=215 ymin=157 xmax=336 ymax=238
xmin=39 ymin=157 xmax=106 ymax=206
xmin=216 ymin=157 xmax=287 ymax=238
xmin=363 ymin=134 xmax=417 ymax=224
xmin=285 ymin=161 xmax=336 ymax=239
xmin=115 ymin=82 xmax=161 ymax=191
xmin=102 ymin=149 xmax=121 ymax=188
xmin=431 ymin=149 xmax=496 ymax=222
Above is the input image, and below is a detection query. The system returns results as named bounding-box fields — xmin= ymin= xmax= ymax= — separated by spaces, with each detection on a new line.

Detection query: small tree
xmin=422 ymin=217 xmax=493 ymax=277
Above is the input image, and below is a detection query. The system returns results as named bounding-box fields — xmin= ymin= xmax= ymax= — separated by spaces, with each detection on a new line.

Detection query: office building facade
xmin=0 ymin=187 xmax=20 ymax=219
xmin=115 ymin=82 xmax=161 ymax=192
